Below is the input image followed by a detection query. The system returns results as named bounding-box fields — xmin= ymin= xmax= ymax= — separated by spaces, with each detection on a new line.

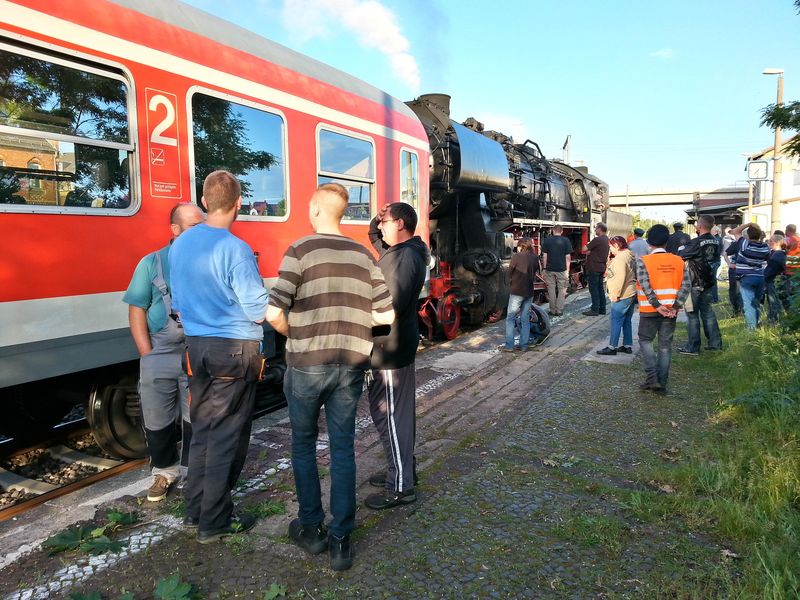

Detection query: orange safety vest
xmin=786 ymin=235 xmax=800 ymax=274
xmin=636 ymin=251 xmax=685 ymax=313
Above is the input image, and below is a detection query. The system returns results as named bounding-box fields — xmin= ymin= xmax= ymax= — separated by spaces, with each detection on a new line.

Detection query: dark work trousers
xmin=587 ymin=271 xmax=607 ymax=314
xmin=368 ymin=364 xmax=417 ymax=493
xmin=183 ymin=336 xmax=261 ymax=533
xmin=638 ymin=314 xmax=677 ymax=388
xmin=728 ymin=268 xmax=743 ymax=315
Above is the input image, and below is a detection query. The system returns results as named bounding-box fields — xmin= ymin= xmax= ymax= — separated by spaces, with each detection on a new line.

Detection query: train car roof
xmin=109 ymin=0 xmax=417 ymax=121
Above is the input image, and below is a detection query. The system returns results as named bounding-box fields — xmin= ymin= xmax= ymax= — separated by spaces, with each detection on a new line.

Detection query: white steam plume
xmin=279 ymin=0 xmax=421 ymax=91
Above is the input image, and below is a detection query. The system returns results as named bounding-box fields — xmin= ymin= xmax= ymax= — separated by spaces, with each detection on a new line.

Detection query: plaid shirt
xmin=635 ymin=249 xmax=692 ymax=310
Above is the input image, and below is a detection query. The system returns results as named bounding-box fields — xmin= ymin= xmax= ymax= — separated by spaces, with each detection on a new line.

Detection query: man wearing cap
xmin=666 ymin=222 xmax=691 ymax=255
xmin=628 ymin=228 xmax=649 ymax=260
xmin=635 ymin=224 xmax=692 ymax=394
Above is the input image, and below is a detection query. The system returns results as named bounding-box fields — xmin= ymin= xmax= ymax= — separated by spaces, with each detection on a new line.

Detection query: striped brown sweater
xmin=268 ymin=233 xmax=394 ymax=367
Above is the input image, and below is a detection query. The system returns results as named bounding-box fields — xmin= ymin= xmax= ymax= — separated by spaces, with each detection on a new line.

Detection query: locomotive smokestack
xmin=418 ymin=93 xmax=451 ymax=117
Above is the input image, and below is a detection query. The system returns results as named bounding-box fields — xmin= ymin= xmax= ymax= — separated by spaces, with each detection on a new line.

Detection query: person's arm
xmin=673 ymin=264 xmax=693 ymax=311
xmin=265 ymin=305 xmax=288 ymax=336
xmin=368 ymin=213 xmax=390 ymax=254
xmin=370 ymin=259 xmax=396 ymax=326
xmin=128 ymin=305 xmax=152 ymax=356
xmin=565 ymin=239 xmax=571 ymax=272
xmin=541 ymin=251 xmax=548 ymax=271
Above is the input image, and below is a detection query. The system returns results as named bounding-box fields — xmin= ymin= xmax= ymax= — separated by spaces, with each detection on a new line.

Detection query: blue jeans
xmin=685 ymin=287 xmax=722 ymax=352
xmin=505 ymin=294 xmax=533 ymax=349
xmin=608 ymin=296 xmax=636 ymax=347
xmin=738 ymin=276 xmax=765 ymax=330
xmin=285 ymin=365 xmax=364 ymax=537
xmin=588 ymin=271 xmax=606 ymax=314
xmin=638 ymin=315 xmax=677 ymax=388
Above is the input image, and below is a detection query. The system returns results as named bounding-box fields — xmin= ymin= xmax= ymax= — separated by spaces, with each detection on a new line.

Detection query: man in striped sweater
xmin=266 ymin=183 xmax=395 ymax=571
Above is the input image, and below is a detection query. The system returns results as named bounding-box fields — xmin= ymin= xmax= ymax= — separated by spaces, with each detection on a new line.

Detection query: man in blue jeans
xmin=267 ymin=183 xmax=394 ymax=571
xmin=677 ymin=214 xmax=722 ymax=356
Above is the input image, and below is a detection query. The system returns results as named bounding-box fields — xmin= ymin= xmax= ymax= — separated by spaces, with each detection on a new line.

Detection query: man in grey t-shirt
xmin=628 ymin=228 xmax=649 ymax=259
xmin=541 ymin=226 xmax=572 ymax=316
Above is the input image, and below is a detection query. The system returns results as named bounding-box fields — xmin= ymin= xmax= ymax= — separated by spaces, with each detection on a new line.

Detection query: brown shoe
xmin=147 ymin=474 xmax=170 ymax=502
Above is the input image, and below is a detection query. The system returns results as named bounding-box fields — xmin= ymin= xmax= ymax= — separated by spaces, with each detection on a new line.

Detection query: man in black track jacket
xmin=677 ymin=214 xmax=722 ymax=354
xmin=365 ymin=202 xmax=429 ymax=510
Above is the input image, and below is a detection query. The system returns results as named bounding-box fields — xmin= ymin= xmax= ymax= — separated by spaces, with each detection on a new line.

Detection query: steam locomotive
xmin=408 ymin=94 xmax=619 ymax=340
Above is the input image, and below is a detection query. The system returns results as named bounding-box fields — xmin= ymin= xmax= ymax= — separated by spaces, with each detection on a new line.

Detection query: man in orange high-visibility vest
xmin=635 ymin=224 xmax=692 ymax=395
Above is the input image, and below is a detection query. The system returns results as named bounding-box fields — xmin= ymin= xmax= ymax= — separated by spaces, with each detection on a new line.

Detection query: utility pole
xmin=763 ymin=69 xmax=784 ymax=232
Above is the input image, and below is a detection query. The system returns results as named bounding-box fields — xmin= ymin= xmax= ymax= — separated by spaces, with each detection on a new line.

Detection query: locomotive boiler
xmin=407 ymin=94 xmax=612 ymax=339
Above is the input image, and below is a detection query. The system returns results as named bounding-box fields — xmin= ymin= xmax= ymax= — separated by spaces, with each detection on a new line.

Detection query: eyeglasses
xmin=379 ymin=218 xmax=399 ymax=225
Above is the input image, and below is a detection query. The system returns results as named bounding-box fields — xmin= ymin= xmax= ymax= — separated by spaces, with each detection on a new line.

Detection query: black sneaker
xmin=617 ymin=346 xmax=633 ymax=354
xmin=329 ymin=534 xmax=353 ymax=571
xmin=365 ymin=489 xmax=417 ymax=510
xmin=182 ymin=516 xmax=199 ymax=528
xmin=196 ymin=512 xmax=256 ymax=544
xmin=288 ymin=518 xmax=328 ymax=555
xmin=596 ymin=346 xmax=617 ymax=356
xmin=639 ymin=381 xmax=659 ymax=391
xmin=582 ymin=310 xmax=599 ymax=316
xmin=368 ymin=470 xmax=419 ymax=488
xmin=678 ymin=347 xmax=699 ymax=356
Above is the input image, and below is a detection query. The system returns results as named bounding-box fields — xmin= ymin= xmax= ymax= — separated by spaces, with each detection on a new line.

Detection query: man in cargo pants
xmin=123 ymin=202 xmax=204 ymax=501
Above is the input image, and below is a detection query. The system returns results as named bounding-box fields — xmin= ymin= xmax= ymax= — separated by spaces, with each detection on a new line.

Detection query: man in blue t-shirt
xmin=169 ymin=170 xmax=269 ymax=544
xmin=123 ymin=203 xmax=203 ymax=502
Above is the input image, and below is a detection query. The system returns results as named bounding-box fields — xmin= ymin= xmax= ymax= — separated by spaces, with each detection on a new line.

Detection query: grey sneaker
xmin=147 ymin=475 xmax=170 ymax=502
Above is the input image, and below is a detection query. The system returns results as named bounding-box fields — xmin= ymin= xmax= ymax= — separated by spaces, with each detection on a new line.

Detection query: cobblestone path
xmin=1 ymin=306 xmax=736 ymax=599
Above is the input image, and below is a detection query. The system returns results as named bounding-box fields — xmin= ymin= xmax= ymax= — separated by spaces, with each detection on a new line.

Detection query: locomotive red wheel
xmin=436 ymin=293 xmax=461 ymax=340
xmin=87 ymin=377 xmax=147 ymax=459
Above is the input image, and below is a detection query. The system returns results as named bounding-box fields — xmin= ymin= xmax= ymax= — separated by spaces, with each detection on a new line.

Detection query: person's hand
xmin=656 ymin=305 xmax=675 ymax=318
xmin=377 ymin=205 xmax=389 ymax=221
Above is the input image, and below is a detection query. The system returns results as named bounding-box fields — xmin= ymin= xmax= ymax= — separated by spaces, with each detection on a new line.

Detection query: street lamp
xmin=763 ymin=68 xmax=784 ymax=232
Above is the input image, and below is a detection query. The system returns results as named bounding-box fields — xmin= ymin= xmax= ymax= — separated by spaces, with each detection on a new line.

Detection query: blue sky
xmin=184 ymin=0 xmax=800 ymax=201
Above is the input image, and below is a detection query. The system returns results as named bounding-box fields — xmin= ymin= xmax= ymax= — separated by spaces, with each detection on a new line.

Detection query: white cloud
xmin=649 ymin=48 xmax=674 ymax=59
xmin=279 ymin=0 xmax=420 ymax=91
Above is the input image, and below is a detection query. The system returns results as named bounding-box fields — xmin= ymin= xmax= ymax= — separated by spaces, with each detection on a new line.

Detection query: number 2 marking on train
xmin=148 ymin=94 xmax=178 ymax=147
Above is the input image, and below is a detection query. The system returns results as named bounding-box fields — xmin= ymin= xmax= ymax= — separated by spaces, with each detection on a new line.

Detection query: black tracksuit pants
xmin=368 ymin=363 xmax=416 ymax=493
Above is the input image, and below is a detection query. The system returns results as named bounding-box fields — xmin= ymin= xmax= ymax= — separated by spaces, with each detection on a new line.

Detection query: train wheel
xmin=436 ymin=293 xmax=461 ymax=340
xmin=87 ymin=377 xmax=147 ymax=459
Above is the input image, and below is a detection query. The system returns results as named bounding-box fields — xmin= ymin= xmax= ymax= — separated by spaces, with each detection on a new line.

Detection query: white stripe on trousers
xmin=383 ymin=369 xmax=405 ymax=492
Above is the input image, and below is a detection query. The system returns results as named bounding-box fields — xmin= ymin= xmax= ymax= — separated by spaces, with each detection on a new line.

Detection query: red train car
xmin=0 ymin=0 xmax=430 ymax=451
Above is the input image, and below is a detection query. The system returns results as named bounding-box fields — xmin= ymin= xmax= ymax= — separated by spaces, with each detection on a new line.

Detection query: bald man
xmin=267 ymin=183 xmax=395 ymax=571
xmin=123 ymin=202 xmax=204 ymax=502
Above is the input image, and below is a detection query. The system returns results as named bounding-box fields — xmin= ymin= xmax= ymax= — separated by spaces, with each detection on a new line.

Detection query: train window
xmin=190 ymin=92 xmax=287 ymax=219
xmin=0 ymin=45 xmax=133 ymax=212
xmin=400 ymin=149 xmax=419 ymax=209
xmin=317 ymin=128 xmax=375 ymax=222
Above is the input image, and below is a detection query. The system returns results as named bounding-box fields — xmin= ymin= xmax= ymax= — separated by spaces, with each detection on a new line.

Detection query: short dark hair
xmin=553 ymin=225 xmax=564 ymax=234
xmin=387 ymin=202 xmax=418 ymax=233
xmin=697 ymin=215 xmax=714 ymax=230
xmin=203 ymin=170 xmax=240 ymax=213
xmin=746 ymin=223 xmax=763 ymax=241
xmin=786 ymin=224 xmax=797 ymax=235
xmin=595 ymin=222 xmax=608 ymax=233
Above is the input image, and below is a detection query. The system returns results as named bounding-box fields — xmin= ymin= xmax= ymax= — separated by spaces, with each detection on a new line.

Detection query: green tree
xmin=191 ymin=95 xmax=276 ymax=201
xmin=760 ymin=0 xmax=800 ymax=157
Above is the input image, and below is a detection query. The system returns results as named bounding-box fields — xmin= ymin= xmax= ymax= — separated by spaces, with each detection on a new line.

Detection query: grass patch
xmin=553 ymin=514 xmax=627 ymax=556
xmin=652 ymin=305 xmax=800 ymax=598
xmin=245 ymin=499 xmax=286 ymax=519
